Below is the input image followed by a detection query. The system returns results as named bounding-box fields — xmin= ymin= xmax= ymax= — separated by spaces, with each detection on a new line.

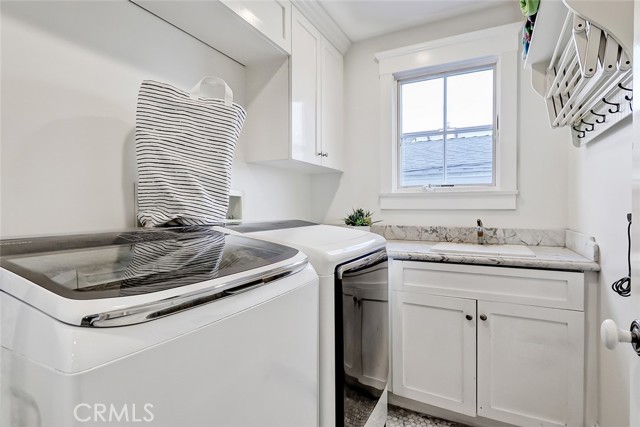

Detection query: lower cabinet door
xmin=392 ymin=292 xmax=477 ymax=416
xmin=476 ymin=301 xmax=584 ymax=427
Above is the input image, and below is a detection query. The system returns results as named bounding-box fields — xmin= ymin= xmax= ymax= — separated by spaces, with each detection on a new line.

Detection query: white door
xmin=476 ymin=301 xmax=584 ymax=427
xmin=291 ymin=7 xmax=321 ymax=165
xmin=320 ymin=39 xmax=343 ymax=170
xmin=391 ymin=292 xmax=476 ymax=416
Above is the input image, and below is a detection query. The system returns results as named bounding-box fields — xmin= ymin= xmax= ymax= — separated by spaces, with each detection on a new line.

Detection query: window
xmin=398 ymin=65 xmax=495 ymax=188
xmin=375 ymin=23 xmax=520 ymax=210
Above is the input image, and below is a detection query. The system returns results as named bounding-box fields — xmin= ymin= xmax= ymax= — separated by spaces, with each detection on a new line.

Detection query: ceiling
xmin=317 ymin=0 xmax=513 ymax=42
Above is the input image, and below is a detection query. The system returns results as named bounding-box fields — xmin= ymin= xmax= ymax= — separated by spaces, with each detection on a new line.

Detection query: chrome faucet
xmin=476 ymin=219 xmax=485 ymax=245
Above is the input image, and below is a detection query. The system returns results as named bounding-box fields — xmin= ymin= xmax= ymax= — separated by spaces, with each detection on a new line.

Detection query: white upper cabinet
xmin=131 ymin=0 xmax=291 ymax=65
xmin=244 ymin=7 xmax=344 ymax=173
xmin=220 ymin=0 xmax=291 ymax=55
xmin=291 ymin=9 xmax=322 ymax=166
xmin=133 ymin=0 xmax=345 ymax=173
xmin=290 ymin=7 xmax=344 ymax=170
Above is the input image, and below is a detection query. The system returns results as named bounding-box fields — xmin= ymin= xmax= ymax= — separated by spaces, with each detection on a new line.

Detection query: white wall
xmin=568 ymin=121 xmax=633 ymax=427
xmin=0 ymin=1 xmax=311 ymax=238
xmin=311 ymin=4 xmax=569 ymax=229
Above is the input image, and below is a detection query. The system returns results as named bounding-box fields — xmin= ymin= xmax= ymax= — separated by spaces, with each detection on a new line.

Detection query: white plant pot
xmin=344 ymin=225 xmax=371 ymax=232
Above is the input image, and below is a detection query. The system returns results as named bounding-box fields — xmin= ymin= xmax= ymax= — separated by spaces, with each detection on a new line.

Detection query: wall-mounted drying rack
xmin=525 ymin=0 xmax=633 ymax=147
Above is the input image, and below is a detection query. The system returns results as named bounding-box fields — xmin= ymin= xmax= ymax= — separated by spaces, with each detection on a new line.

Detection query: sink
xmin=429 ymin=242 xmax=536 ymax=258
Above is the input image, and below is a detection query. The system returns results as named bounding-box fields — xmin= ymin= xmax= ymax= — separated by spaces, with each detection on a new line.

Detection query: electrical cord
xmin=611 ymin=213 xmax=632 ymax=297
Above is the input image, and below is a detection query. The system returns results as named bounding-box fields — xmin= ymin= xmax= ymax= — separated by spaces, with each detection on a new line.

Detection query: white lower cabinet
xmin=476 ymin=301 xmax=584 ymax=427
xmin=392 ymin=293 xmax=476 ymax=416
xmin=391 ymin=261 xmax=587 ymax=427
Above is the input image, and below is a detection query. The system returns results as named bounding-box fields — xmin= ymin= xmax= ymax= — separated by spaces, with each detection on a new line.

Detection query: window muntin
xmin=398 ymin=66 xmax=495 ymax=188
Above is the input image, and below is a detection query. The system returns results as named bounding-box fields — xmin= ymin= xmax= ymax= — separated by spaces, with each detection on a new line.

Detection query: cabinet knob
xmin=480 ymin=314 xmax=487 ymax=321
xmin=465 ymin=314 xmax=473 ymax=321
xmin=322 ymin=152 xmax=329 ymax=157
xmin=316 ymin=152 xmax=323 ymax=157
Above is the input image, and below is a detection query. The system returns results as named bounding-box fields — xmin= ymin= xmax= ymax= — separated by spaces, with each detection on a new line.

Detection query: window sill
xmin=379 ymin=190 xmax=518 ymax=210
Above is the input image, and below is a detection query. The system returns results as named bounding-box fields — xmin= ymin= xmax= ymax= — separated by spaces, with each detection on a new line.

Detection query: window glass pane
xmin=444 ymin=131 xmax=493 ymax=185
xmin=401 ymin=78 xmax=444 ymax=134
xmin=400 ymin=135 xmax=444 ymax=187
xmin=446 ymin=69 xmax=493 ymax=130
xmin=398 ymin=65 xmax=495 ymax=188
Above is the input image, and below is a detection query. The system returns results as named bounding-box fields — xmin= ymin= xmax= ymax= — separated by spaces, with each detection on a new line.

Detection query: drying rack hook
xmin=591 ymin=110 xmax=606 ymax=124
xmin=573 ymin=125 xmax=586 ymax=139
xmin=618 ymin=83 xmax=633 ymax=101
xmin=603 ymin=97 xmax=621 ymax=114
xmin=581 ymin=119 xmax=595 ymax=132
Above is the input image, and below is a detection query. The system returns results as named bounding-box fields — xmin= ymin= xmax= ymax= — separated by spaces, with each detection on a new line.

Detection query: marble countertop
xmin=387 ymin=240 xmax=600 ymax=272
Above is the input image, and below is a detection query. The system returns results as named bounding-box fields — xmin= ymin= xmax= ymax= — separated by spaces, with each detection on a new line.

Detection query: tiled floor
xmin=386 ymin=405 xmax=469 ymax=427
xmin=344 ymin=385 xmax=378 ymax=427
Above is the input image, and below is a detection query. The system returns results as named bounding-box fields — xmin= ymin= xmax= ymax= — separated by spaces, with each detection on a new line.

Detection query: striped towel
xmin=120 ymin=228 xmax=226 ymax=296
xmin=136 ymin=78 xmax=246 ymax=227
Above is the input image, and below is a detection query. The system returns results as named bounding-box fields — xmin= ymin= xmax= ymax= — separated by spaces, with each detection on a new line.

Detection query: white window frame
xmin=376 ymin=23 xmax=521 ymax=210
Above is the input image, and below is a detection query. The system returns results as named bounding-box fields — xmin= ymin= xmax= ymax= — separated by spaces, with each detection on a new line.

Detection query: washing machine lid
xmin=0 ymin=226 xmax=299 ymax=300
xmin=0 ymin=227 xmax=298 ymax=300
xmin=0 ymin=227 xmax=307 ymax=326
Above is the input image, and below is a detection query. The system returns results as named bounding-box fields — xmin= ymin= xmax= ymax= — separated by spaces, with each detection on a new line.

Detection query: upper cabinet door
xmin=291 ymin=8 xmax=322 ymax=166
xmin=320 ymin=40 xmax=343 ymax=170
xmin=220 ymin=0 xmax=291 ymax=54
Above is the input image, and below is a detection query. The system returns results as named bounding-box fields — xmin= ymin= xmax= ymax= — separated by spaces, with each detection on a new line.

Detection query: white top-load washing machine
xmin=0 ymin=226 xmax=319 ymax=427
xmin=229 ymin=221 xmax=388 ymax=427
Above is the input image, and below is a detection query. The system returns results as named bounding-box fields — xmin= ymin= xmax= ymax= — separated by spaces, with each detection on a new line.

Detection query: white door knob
xmin=601 ymin=319 xmax=635 ymax=350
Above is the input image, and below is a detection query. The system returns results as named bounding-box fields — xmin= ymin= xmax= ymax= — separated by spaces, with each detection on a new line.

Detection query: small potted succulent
xmin=343 ymin=208 xmax=380 ymax=231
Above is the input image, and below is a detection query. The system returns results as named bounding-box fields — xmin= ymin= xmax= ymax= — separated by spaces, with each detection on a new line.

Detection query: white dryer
xmin=229 ymin=221 xmax=388 ymax=427
xmin=0 ymin=226 xmax=319 ymax=427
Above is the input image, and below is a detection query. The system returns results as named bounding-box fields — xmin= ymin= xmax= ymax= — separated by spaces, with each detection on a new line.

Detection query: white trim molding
xmin=379 ymin=190 xmax=518 ymax=210
xmin=292 ymin=0 xmax=351 ymax=54
xmin=376 ymin=22 xmax=522 ymax=211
